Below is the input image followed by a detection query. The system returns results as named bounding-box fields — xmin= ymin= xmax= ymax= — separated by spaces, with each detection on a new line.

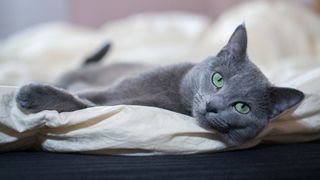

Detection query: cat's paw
xmin=16 ymin=83 xmax=57 ymax=113
xmin=16 ymin=83 xmax=90 ymax=113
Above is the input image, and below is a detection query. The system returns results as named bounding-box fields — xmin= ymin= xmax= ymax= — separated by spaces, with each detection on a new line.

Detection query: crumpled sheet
xmin=0 ymin=1 xmax=320 ymax=155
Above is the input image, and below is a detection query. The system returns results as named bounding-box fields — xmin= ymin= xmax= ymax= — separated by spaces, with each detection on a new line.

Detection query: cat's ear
xmin=268 ymin=87 xmax=305 ymax=120
xmin=218 ymin=23 xmax=247 ymax=59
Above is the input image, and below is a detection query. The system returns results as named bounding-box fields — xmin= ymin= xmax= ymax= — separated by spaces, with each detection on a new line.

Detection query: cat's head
xmin=192 ymin=24 xmax=304 ymax=145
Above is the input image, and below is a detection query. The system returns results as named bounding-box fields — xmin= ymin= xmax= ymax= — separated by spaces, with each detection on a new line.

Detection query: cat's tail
xmin=83 ymin=41 xmax=112 ymax=65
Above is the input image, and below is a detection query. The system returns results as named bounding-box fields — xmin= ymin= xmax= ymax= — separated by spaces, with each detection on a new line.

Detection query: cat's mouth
xmin=195 ymin=110 xmax=230 ymax=133
xmin=205 ymin=113 xmax=231 ymax=133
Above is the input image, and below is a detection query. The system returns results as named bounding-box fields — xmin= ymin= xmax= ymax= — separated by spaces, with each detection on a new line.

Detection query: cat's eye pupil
xmin=212 ymin=73 xmax=224 ymax=88
xmin=234 ymin=102 xmax=250 ymax=114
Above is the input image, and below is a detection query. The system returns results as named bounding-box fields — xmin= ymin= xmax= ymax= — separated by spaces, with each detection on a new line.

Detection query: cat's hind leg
xmin=16 ymin=83 xmax=94 ymax=113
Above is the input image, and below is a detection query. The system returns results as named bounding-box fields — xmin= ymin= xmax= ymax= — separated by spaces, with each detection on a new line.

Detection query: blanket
xmin=1 ymin=1 xmax=320 ymax=155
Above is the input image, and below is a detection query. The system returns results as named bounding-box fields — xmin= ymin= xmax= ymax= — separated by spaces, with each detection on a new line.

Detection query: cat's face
xmin=192 ymin=24 xmax=304 ymax=145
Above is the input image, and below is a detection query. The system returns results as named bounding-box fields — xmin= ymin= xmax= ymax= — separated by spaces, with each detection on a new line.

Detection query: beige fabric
xmin=0 ymin=1 xmax=320 ymax=155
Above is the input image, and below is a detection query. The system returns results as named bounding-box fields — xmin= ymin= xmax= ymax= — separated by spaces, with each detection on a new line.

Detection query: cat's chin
xmin=193 ymin=111 xmax=212 ymax=128
xmin=193 ymin=111 xmax=252 ymax=146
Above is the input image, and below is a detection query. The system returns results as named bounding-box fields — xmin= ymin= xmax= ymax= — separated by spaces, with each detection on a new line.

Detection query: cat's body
xmin=61 ymin=62 xmax=194 ymax=115
xmin=16 ymin=24 xmax=305 ymax=145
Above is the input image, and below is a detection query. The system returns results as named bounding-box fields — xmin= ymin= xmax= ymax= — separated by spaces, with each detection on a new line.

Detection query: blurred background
xmin=0 ymin=0 xmax=318 ymax=39
xmin=0 ymin=0 xmax=319 ymax=86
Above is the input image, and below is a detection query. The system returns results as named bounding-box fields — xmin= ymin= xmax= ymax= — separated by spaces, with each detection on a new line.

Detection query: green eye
xmin=212 ymin=73 xmax=224 ymax=88
xmin=234 ymin=102 xmax=250 ymax=114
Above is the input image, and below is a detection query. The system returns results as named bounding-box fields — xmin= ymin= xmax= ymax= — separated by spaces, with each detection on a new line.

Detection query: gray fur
xmin=16 ymin=24 xmax=305 ymax=146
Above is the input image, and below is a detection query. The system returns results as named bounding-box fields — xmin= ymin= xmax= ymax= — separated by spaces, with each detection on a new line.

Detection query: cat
xmin=16 ymin=24 xmax=305 ymax=146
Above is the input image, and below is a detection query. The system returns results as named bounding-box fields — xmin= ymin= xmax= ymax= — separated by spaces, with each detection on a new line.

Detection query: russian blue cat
xmin=16 ymin=24 xmax=304 ymax=145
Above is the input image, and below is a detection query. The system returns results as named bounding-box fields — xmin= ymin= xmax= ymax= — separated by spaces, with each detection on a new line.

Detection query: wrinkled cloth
xmin=0 ymin=69 xmax=320 ymax=155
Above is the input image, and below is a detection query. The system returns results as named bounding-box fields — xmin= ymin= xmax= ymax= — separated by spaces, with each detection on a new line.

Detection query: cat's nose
xmin=206 ymin=102 xmax=218 ymax=113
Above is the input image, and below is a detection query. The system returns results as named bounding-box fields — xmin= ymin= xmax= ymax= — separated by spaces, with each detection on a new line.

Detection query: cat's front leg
xmin=16 ymin=83 xmax=94 ymax=113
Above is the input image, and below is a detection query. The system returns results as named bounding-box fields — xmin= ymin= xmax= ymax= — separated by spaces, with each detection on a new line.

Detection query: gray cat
xmin=16 ymin=24 xmax=305 ymax=145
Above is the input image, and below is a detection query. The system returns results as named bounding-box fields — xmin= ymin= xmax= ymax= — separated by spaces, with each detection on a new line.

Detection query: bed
xmin=1 ymin=1 xmax=320 ymax=179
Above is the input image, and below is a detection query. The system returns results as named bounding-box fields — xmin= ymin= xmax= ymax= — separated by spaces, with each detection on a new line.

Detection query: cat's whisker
xmin=210 ymin=117 xmax=230 ymax=133
xmin=215 ymin=117 xmax=230 ymax=129
xmin=230 ymin=130 xmax=243 ymax=143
